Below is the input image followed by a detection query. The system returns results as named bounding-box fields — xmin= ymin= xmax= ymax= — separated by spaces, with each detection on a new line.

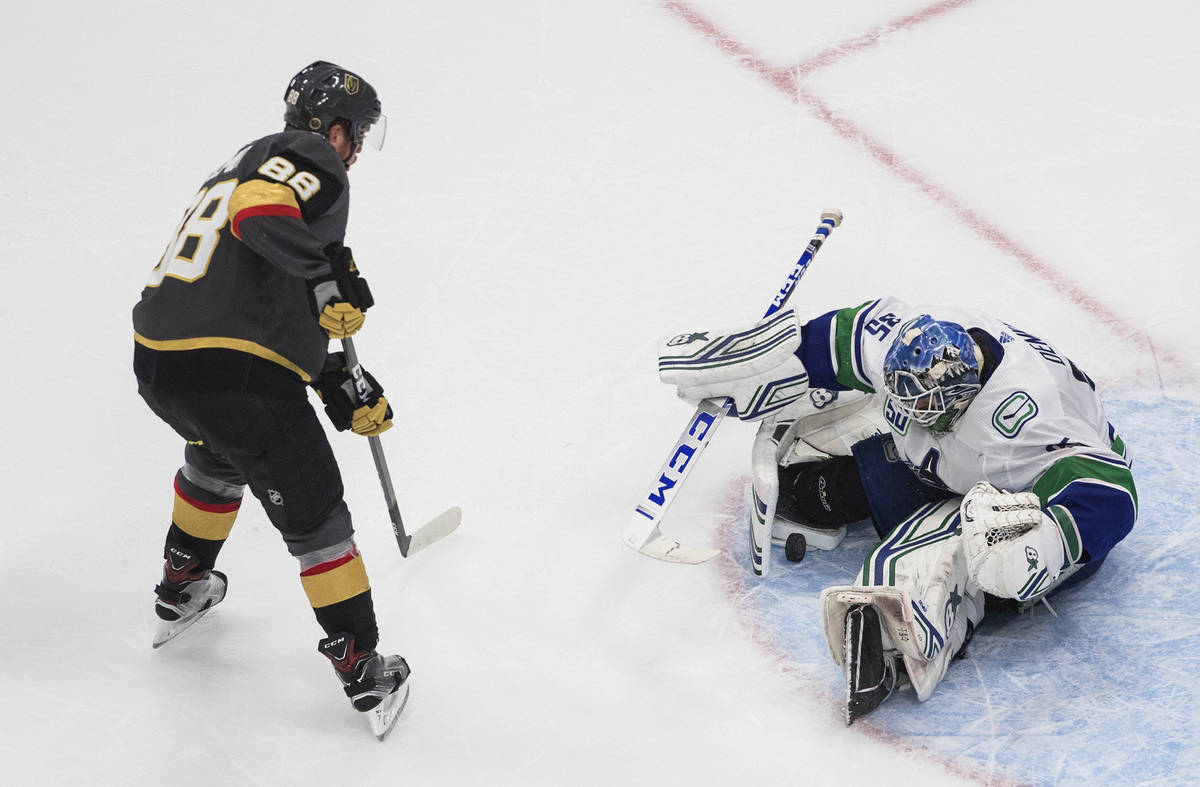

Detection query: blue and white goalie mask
xmin=882 ymin=315 xmax=981 ymax=433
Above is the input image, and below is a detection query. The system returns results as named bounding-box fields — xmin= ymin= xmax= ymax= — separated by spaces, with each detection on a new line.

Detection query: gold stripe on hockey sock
xmin=172 ymin=489 xmax=240 ymax=542
xmin=300 ymin=553 xmax=371 ymax=609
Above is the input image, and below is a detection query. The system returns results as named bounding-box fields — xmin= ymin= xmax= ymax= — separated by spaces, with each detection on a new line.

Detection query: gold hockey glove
xmin=313 ymin=352 xmax=394 ymax=436
xmin=319 ymin=302 xmax=366 ymax=339
xmin=350 ymin=397 xmax=393 ymax=436
xmin=308 ymin=243 xmax=375 ymax=339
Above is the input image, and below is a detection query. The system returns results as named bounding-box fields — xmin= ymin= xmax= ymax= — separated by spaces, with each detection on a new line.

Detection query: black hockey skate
xmin=319 ymin=633 xmax=411 ymax=741
xmin=152 ymin=547 xmax=228 ymax=649
xmin=843 ymin=604 xmax=898 ymax=725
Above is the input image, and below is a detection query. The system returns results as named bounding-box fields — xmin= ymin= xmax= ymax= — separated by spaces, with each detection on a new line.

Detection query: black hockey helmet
xmin=284 ymin=61 xmax=383 ymax=148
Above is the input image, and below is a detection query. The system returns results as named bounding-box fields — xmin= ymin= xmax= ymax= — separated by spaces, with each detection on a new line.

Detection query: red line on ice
xmin=712 ymin=481 xmax=1018 ymax=787
xmin=661 ymin=0 xmax=1179 ymax=367
xmin=794 ymin=0 xmax=977 ymax=76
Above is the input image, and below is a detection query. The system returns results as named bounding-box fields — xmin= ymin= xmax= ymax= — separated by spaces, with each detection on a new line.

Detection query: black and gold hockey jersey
xmin=133 ymin=130 xmax=351 ymax=394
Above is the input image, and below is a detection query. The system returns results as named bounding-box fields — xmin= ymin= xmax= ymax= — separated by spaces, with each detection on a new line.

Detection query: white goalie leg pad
xmin=748 ymin=413 xmax=787 ymax=576
xmin=960 ymin=482 xmax=1068 ymax=601
xmin=658 ymin=310 xmax=808 ymax=420
xmin=820 ymin=498 xmax=985 ymax=701
xmin=822 ymin=586 xmax=917 ymax=665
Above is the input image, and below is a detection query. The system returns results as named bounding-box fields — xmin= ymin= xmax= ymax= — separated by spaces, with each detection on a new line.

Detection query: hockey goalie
xmin=658 ymin=297 xmax=1137 ymax=724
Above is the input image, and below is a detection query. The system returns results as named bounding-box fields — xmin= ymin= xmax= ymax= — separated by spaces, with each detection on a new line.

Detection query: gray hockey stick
xmin=624 ymin=210 xmax=842 ymax=564
xmin=341 ymin=336 xmax=461 ymax=556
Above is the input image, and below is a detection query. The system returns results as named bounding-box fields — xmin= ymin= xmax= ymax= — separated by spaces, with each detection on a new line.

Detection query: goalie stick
xmin=623 ymin=210 xmax=843 ymax=564
xmin=341 ymin=336 xmax=462 ymax=557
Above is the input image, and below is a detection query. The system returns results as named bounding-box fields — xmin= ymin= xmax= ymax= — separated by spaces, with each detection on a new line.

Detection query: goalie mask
xmin=882 ymin=315 xmax=981 ymax=433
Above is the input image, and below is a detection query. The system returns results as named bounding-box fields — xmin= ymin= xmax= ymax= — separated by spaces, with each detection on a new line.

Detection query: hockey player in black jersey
xmin=133 ymin=61 xmax=408 ymax=738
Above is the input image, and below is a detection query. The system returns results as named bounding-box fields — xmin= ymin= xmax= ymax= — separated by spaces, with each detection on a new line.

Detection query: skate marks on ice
xmin=716 ymin=397 xmax=1200 ymax=785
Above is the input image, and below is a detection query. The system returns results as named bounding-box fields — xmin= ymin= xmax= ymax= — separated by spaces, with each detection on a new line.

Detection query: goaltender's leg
xmin=776 ymin=433 xmax=956 ymax=538
xmin=820 ymin=498 xmax=984 ymax=723
xmin=776 ymin=455 xmax=872 ymax=529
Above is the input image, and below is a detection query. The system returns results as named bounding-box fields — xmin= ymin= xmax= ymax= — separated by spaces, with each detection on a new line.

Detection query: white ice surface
xmin=2 ymin=1 xmax=1197 ymax=784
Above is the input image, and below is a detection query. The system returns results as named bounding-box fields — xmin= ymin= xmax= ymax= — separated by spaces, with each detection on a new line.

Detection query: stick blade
xmin=635 ymin=535 xmax=719 ymax=565
xmin=405 ymin=506 xmax=462 ymax=556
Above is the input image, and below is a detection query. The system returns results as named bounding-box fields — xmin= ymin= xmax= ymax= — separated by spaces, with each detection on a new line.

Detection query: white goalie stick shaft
xmin=341 ymin=336 xmax=461 ymax=556
xmin=624 ymin=210 xmax=843 ymax=564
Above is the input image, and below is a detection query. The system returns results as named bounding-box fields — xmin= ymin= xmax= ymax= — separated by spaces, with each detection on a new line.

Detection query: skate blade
xmin=368 ymin=682 xmax=411 ymax=741
xmin=151 ymin=607 xmax=213 ymax=649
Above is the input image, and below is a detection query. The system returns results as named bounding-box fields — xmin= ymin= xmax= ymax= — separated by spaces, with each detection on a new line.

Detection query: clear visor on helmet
xmin=361 ymin=114 xmax=387 ymax=151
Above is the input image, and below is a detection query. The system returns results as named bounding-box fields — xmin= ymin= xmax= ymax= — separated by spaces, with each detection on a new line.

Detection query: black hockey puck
xmin=785 ymin=532 xmax=807 ymax=563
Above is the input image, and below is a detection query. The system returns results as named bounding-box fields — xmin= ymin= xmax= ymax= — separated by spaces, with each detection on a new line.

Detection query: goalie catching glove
xmin=959 ymin=481 xmax=1068 ymax=601
xmin=313 ymin=352 xmax=393 ymax=436
xmin=657 ymin=309 xmax=809 ymax=421
xmin=308 ymin=242 xmax=374 ymax=339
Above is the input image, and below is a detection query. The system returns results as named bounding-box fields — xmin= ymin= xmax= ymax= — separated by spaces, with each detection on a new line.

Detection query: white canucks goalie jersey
xmin=797 ymin=297 xmax=1137 ymax=565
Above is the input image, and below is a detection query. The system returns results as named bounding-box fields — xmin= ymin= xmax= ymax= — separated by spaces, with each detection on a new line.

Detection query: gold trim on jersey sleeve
xmin=229 ymin=179 xmax=302 ymax=239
